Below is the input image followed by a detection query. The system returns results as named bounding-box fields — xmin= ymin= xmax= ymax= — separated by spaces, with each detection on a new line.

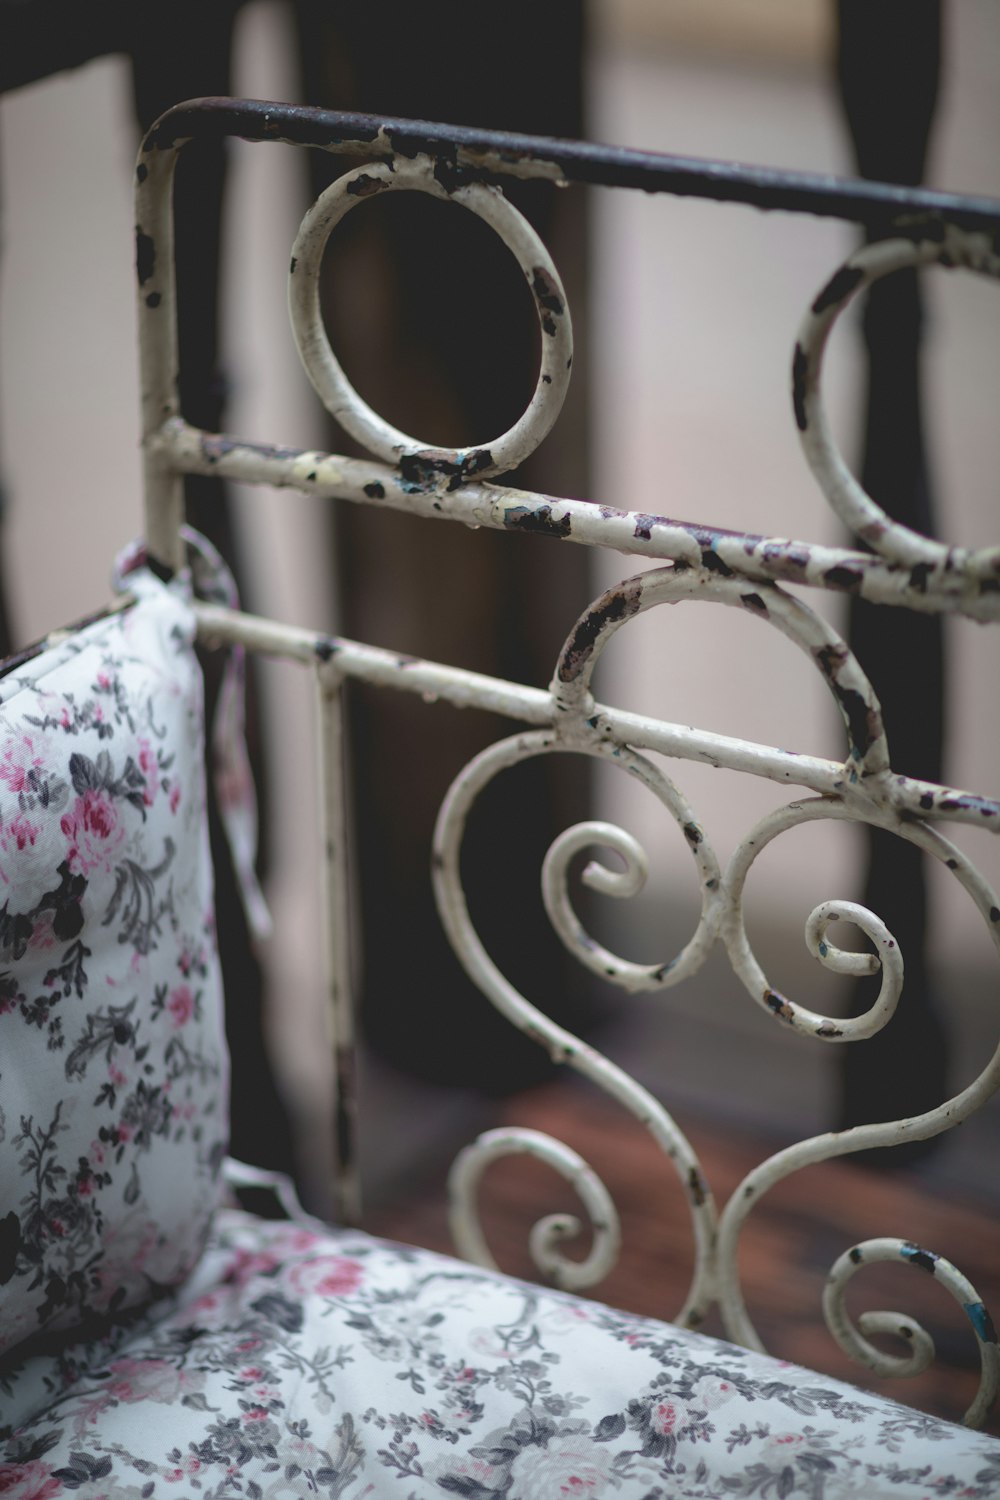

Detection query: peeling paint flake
xmin=900 ymin=1242 xmax=939 ymax=1275
xmin=811 ymin=262 xmax=865 ymax=315
xmin=557 ymin=578 xmax=643 ymax=682
xmin=135 ymin=229 xmax=156 ymax=287
xmin=965 ymin=1301 xmax=998 ymax=1344
xmin=530 ymin=265 xmax=565 ymax=317
xmin=345 ymin=172 xmax=388 ymax=198
xmin=504 ymin=504 xmax=572 ymax=539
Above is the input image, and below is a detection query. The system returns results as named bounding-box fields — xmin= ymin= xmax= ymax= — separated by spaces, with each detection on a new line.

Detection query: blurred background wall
xmin=2 ymin=0 xmax=999 ymax=1200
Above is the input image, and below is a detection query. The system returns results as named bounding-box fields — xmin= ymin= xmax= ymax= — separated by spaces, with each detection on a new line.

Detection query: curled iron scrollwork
xmin=432 ymin=728 xmax=721 ymax=1327
xmin=823 ymin=1237 xmax=1000 ymax=1429
xmin=448 ymin=1127 xmax=622 ymax=1294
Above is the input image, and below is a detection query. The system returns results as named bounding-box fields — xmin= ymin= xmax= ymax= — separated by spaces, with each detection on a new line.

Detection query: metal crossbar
xmin=136 ymin=98 xmax=1000 ymax=1426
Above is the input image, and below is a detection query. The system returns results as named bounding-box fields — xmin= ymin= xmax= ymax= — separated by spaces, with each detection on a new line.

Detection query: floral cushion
xmin=0 ymin=572 xmax=228 ymax=1364
xmin=2 ymin=1208 xmax=998 ymax=1497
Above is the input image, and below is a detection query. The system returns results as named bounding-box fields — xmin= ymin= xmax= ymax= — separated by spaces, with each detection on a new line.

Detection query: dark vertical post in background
xmin=836 ymin=0 xmax=948 ymax=1155
xmin=295 ymin=0 xmax=599 ymax=1093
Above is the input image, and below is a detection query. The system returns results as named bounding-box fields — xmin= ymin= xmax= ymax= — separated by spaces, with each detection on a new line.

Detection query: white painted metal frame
xmin=134 ymin=100 xmax=1000 ymax=1427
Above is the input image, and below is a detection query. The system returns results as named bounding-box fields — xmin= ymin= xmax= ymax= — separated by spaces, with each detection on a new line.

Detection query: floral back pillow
xmin=0 ymin=570 xmax=228 ymax=1361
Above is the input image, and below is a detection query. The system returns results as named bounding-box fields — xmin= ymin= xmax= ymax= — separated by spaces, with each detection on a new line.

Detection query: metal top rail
xmin=143 ymin=96 xmax=1000 ymax=231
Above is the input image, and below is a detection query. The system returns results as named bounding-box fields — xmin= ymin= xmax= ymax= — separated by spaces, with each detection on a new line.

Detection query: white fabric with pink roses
xmin=1 ymin=567 xmax=999 ymax=1499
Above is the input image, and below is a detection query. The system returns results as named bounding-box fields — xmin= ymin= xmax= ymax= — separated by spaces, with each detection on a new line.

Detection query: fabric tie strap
xmin=114 ymin=527 xmax=272 ymax=943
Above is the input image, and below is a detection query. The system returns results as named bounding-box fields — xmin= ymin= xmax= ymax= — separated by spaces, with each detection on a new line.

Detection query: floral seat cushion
xmin=0 ymin=573 xmax=228 ymax=1364
xmin=2 ymin=566 xmax=999 ymax=1498
xmin=3 ymin=1208 xmax=999 ymax=1499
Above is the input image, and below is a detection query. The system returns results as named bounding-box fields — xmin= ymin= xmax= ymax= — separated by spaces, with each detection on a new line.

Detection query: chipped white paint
xmin=823 ymin=1238 xmax=1000 ymax=1429
xmin=288 ymin=157 xmax=573 ymax=479
xmin=795 ymin=229 xmax=1000 ymax=574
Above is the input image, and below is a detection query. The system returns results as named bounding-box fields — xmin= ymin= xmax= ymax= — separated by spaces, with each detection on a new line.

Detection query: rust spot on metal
xmin=135 ymin=229 xmax=156 ymax=287
xmin=814 ymin=644 xmax=877 ymax=758
xmin=741 ymin=592 xmax=768 ymax=616
xmin=633 ymin=514 xmax=656 ymax=541
xmin=811 ymin=263 xmax=865 ymax=315
xmin=531 ymin=265 xmax=564 ymax=317
xmin=791 ymin=342 xmax=809 ymax=431
xmin=764 ymin=989 xmax=795 ymax=1023
xmin=136 ymin=163 xmax=148 ymax=184
xmin=432 ymin=155 xmax=477 ymax=195
xmin=399 ymin=448 xmax=493 ymax=493
xmin=145 ymin=292 xmax=161 ymax=309
xmin=823 ymin=564 xmax=863 ymax=592
xmin=558 ymin=578 xmax=643 ymax=682
xmin=700 ymin=548 xmax=734 ymax=577
xmin=968 ymin=1302 xmax=998 ymax=1344
xmin=682 ymin=821 xmax=703 ymax=847
xmin=901 ymin=1242 xmax=938 ymax=1275
xmin=345 ymin=172 xmax=387 ymax=198
xmin=505 ymin=504 xmax=572 ymax=540
xmin=816 ymin=1021 xmax=843 ymax=1038
xmin=289 ymin=256 xmax=298 ymax=275
xmin=909 ymin=562 xmax=933 ymax=594
xmin=938 ymin=794 xmax=998 ymax=819
xmin=315 ymin=636 xmax=338 ymax=662
xmin=363 ymin=481 xmax=385 ymax=498
xmin=760 ymin=540 xmax=811 ymax=582
xmin=687 ymin=1166 xmax=707 ymax=1207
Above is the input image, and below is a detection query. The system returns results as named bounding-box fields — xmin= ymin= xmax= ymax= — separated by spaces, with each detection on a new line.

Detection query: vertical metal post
xmin=134 ymin=143 xmax=186 ymax=574
xmin=835 ymin=0 xmax=947 ymax=1150
xmin=315 ymin=658 xmax=361 ymax=1225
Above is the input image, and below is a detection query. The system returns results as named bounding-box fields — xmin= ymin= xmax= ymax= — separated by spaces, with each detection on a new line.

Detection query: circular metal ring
xmin=793 ymin=228 xmax=1000 ymax=569
xmin=288 ymin=157 xmax=573 ymax=481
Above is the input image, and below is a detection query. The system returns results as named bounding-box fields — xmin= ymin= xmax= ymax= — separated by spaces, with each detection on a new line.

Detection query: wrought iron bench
xmin=2 ymin=98 xmax=1000 ymax=1495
